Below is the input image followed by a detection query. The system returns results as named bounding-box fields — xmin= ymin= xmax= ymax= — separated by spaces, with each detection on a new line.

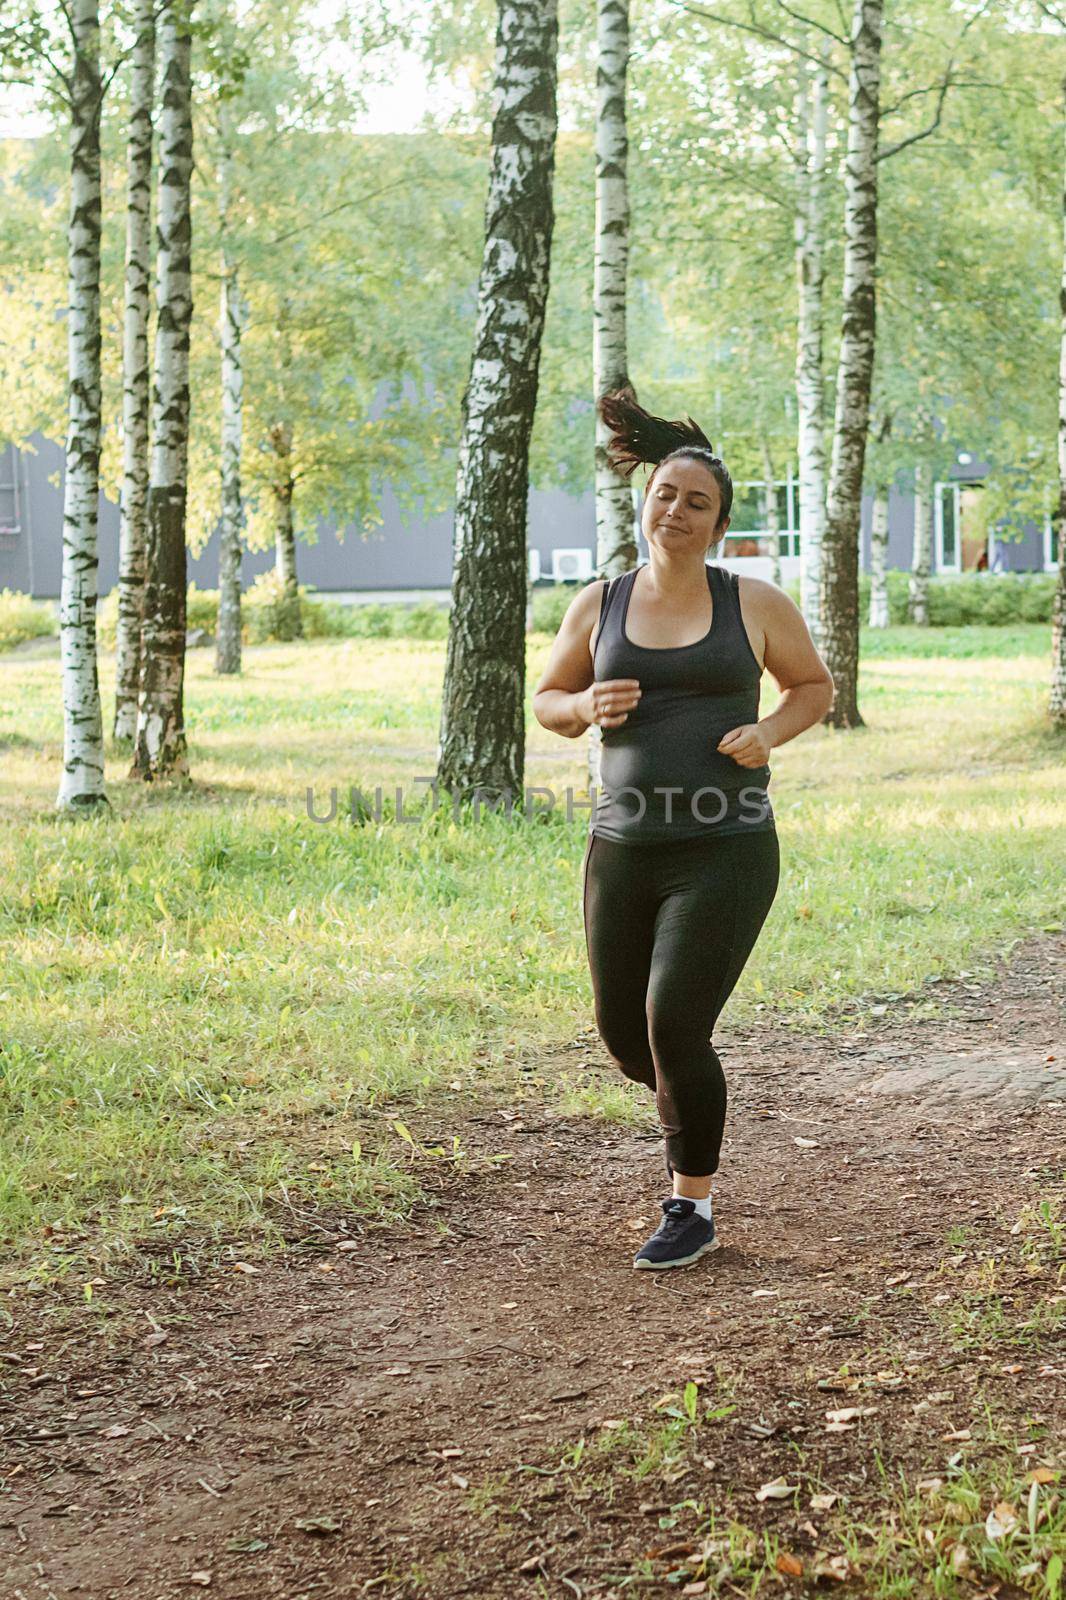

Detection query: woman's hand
xmin=576 ymin=678 xmax=642 ymax=730
xmin=717 ymin=722 xmax=772 ymax=768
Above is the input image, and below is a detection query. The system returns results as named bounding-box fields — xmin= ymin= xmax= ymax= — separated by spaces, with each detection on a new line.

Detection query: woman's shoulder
xmin=735 ymin=573 xmax=801 ymax=616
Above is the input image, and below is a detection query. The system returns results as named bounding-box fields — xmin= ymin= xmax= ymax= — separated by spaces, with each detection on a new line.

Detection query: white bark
xmin=796 ymin=43 xmax=828 ymax=645
xmin=133 ymin=0 xmax=193 ymax=780
xmin=761 ymin=438 xmax=782 ymax=587
xmin=113 ymin=0 xmax=155 ymax=740
xmin=1051 ymin=74 xmax=1066 ymax=726
xmin=820 ymin=0 xmax=883 ymax=729
xmin=868 ymin=483 xmax=889 ymax=627
xmin=215 ymin=128 xmax=246 ymax=676
xmin=57 ymin=0 xmax=106 ymax=810
xmin=590 ymin=0 xmax=632 ymax=791
xmin=908 ymin=465 xmax=932 ymax=626
xmin=270 ymin=419 xmax=302 ymax=640
xmin=437 ymin=0 xmax=559 ymax=800
xmin=593 ymin=0 xmax=634 ymax=581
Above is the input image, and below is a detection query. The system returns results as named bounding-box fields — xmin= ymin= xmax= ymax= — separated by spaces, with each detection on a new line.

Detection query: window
xmin=719 ymin=476 xmax=799 ymax=559
xmin=935 ymin=481 xmax=988 ymax=572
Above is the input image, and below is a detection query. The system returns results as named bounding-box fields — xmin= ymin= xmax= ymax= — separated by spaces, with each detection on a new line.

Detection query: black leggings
xmin=581 ymin=829 xmax=780 ymax=1177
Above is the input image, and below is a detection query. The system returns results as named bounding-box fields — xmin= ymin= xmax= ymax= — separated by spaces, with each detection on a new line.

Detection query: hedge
xmin=530 ymin=570 xmax=1057 ymax=632
xmin=0 ymin=590 xmax=58 ymax=651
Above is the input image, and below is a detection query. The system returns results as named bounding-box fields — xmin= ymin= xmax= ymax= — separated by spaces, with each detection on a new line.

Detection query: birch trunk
xmin=1050 ymin=73 xmax=1066 ymax=727
xmin=112 ymin=0 xmax=155 ymax=739
xmin=761 ymin=439 xmax=782 ymax=587
xmin=215 ymin=130 xmax=246 ymax=675
xmin=270 ymin=419 xmax=302 ymax=640
xmin=589 ymin=0 xmax=632 ymax=790
xmin=57 ymin=0 xmax=106 ymax=810
xmin=868 ymin=483 xmax=890 ymax=627
xmin=132 ymin=0 xmax=193 ymax=780
xmin=437 ymin=0 xmax=558 ymax=802
xmin=593 ymin=0 xmax=633 ymax=580
xmin=796 ymin=43 xmax=828 ymax=645
xmin=820 ymin=0 xmax=883 ymax=729
xmin=908 ymin=465 xmax=932 ymax=626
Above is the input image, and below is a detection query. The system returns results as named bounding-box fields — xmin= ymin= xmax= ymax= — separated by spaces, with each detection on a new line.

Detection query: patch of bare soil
xmin=2 ymin=938 xmax=1063 ymax=1599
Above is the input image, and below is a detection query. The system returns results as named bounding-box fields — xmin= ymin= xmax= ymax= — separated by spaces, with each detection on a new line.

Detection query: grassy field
xmin=1 ymin=624 xmax=1063 ymax=1281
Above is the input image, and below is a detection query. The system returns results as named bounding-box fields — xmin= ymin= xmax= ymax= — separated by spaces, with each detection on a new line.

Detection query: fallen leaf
xmin=751 ymin=1289 xmax=778 ymax=1298
xmin=519 ymin=1554 xmax=546 ymax=1574
xmin=450 ymin=1473 xmax=469 ymax=1490
xmin=100 ymin=1423 xmax=130 ymax=1439
xmin=825 ymin=1407 xmax=877 ymax=1423
xmin=755 ymin=1477 xmax=798 ymax=1502
xmin=1029 ymin=1467 xmax=1059 ymax=1484
xmin=383 ymin=1365 xmax=412 ymax=1377
xmin=985 ymin=1501 xmax=1018 ymax=1541
xmin=776 ymin=1552 xmax=803 ymax=1576
xmin=143 ymin=1331 xmax=167 ymax=1348
xmin=949 ymin=1543 xmax=970 ymax=1574
xmin=682 ymin=1584 xmax=708 ymax=1597
xmin=810 ymin=1492 xmax=839 ymax=1511
xmin=336 ymin=1240 xmax=358 ymax=1253
xmin=813 ymin=1553 xmax=852 ymax=1582
xmin=189 ymin=1574 xmax=212 ymax=1588
xmin=793 ymin=1137 xmax=819 ymax=1148
xmin=226 ymin=1538 xmax=269 ymax=1554
xmin=294 ymin=1514 xmax=341 ymax=1536
xmin=942 ymin=1428 xmax=972 ymax=1442
xmin=233 ymin=1262 xmax=258 ymax=1275
xmin=440 ymin=1447 xmax=463 ymax=1459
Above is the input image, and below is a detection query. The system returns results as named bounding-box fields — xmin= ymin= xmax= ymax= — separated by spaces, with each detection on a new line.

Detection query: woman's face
xmin=641 ymin=456 xmax=729 ymax=557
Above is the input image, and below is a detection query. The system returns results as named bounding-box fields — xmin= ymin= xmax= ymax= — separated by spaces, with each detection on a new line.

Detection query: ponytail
xmin=597 ymin=387 xmax=733 ymax=527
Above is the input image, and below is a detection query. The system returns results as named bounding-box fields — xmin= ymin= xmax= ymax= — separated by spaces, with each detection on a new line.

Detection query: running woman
xmin=532 ymin=390 xmax=834 ymax=1270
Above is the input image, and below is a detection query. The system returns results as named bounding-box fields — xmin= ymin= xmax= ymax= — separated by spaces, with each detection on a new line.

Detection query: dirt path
xmin=3 ymin=940 xmax=1063 ymax=1600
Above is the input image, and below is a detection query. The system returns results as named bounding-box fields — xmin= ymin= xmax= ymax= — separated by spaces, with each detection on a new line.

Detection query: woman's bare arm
xmin=531 ymin=581 xmax=641 ymax=738
xmin=717 ymin=579 xmax=834 ymax=767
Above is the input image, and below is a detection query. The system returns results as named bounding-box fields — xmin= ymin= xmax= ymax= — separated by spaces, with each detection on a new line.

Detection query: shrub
xmin=0 ymin=589 xmax=58 ymax=651
xmin=530 ymin=582 xmax=588 ymax=634
xmin=790 ymin=571 xmax=1054 ymax=627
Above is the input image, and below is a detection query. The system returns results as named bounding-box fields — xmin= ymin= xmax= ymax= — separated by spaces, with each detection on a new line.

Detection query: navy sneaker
xmin=633 ymin=1197 xmax=719 ymax=1270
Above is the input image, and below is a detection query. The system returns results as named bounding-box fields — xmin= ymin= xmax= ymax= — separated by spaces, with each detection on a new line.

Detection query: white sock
xmin=675 ymin=1193 xmax=712 ymax=1222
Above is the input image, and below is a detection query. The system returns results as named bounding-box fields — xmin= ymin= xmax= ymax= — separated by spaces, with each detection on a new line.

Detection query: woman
xmin=532 ymin=391 xmax=834 ymax=1270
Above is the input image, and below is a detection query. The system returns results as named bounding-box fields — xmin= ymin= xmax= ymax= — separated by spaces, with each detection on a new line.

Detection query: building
xmin=0 ymin=433 xmax=1054 ymax=603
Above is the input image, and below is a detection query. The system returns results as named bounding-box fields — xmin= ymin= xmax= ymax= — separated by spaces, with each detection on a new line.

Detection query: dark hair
xmin=597 ymin=387 xmax=733 ymax=530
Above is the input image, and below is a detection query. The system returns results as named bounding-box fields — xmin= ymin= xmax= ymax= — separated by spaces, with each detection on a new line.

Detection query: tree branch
xmin=771 ymin=0 xmax=848 ymax=47
xmin=664 ymin=0 xmax=849 ymax=80
xmin=878 ymin=0 xmax=994 ymax=163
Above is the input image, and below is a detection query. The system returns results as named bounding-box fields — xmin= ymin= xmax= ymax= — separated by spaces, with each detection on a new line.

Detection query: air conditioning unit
xmin=527 ymin=548 xmax=542 ymax=583
xmin=551 ymin=547 xmax=593 ymax=582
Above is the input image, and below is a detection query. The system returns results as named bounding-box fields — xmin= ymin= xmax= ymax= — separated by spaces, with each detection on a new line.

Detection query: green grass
xmin=0 ymin=624 xmax=1063 ymax=1275
xmin=486 ymin=1373 xmax=1066 ymax=1599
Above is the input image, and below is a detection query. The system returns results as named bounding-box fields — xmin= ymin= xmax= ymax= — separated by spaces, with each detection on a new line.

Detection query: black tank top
xmin=590 ymin=563 xmax=775 ymax=844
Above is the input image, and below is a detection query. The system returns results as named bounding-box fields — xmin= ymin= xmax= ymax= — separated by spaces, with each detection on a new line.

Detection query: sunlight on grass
xmin=1 ymin=625 xmax=1063 ymax=1269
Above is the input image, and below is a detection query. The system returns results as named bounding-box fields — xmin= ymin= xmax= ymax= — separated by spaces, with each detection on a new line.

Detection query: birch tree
xmin=113 ymin=0 xmax=155 ymax=737
xmin=868 ymin=483 xmax=889 ymax=626
xmin=795 ymin=43 xmax=829 ymax=643
xmin=589 ymin=0 xmax=632 ymax=789
xmin=56 ymin=0 xmax=107 ymax=809
xmin=819 ymin=0 xmax=883 ymax=729
xmin=132 ymin=0 xmax=193 ymax=780
xmin=1051 ymin=68 xmax=1066 ymax=727
xmin=269 ymin=418 xmax=302 ymax=638
xmin=436 ymin=0 xmax=559 ymax=802
xmin=593 ymin=0 xmax=634 ymax=580
xmin=215 ymin=120 xmax=246 ymax=675
xmin=760 ymin=437 xmax=782 ymax=586
xmin=907 ymin=462 xmax=932 ymax=625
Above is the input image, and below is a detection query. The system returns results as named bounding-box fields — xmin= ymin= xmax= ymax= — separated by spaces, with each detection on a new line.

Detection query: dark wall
xmin=1 ymin=433 xmax=1049 ymax=599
